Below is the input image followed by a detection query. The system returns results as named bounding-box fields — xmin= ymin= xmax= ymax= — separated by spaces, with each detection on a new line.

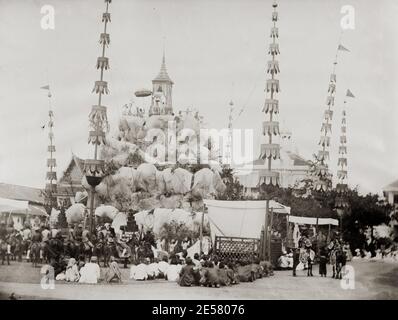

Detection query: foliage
xmin=216 ymin=166 xmax=244 ymax=200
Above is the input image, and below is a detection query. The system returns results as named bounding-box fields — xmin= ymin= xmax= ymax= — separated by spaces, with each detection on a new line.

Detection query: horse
xmin=30 ymin=242 xmax=41 ymax=268
xmin=334 ymin=247 xmax=347 ymax=279
xmin=103 ymin=241 xmax=117 ymax=267
xmin=46 ymin=237 xmax=64 ymax=262
xmin=9 ymin=235 xmax=23 ymax=262
xmin=93 ymin=239 xmax=105 ymax=266
xmin=0 ymin=239 xmax=10 ymax=265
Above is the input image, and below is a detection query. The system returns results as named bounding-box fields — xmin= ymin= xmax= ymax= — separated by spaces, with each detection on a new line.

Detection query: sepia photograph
xmin=0 ymin=0 xmax=397 ymax=304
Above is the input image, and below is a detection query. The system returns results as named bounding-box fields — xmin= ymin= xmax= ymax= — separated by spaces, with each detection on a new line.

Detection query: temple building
xmin=235 ymin=130 xmax=310 ymax=195
xmin=149 ymin=53 xmax=174 ymax=116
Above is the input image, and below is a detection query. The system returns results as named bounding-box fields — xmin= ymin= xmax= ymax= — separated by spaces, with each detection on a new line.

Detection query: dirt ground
xmin=0 ymin=259 xmax=397 ymax=300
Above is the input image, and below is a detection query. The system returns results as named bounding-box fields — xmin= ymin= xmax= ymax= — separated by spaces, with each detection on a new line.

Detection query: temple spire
xmin=150 ymin=50 xmax=174 ymax=116
xmin=335 ymin=90 xmax=355 ymax=208
xmin=41 ymin=85 xmax=57 ymax=209
xmin=312 ymin=37 xmax=350 ymax=192
xmin=258 ymin=0 xmax=282 ymax=261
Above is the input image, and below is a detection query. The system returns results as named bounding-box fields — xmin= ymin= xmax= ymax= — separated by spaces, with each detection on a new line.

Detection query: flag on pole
xmin=346 ymin=89 xmax=355 ymax=98
xmin=40 ymin=85 xmax=50 ymax=90
xmin=338 ymin=44 xmax=350 ymax=52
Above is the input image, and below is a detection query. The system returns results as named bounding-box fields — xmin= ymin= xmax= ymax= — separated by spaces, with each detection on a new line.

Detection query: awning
xmin=288 ymin=215 xmax=338 ymax=226
xmin=204 ymin=199 xmax=291 ymax=241
xmin=0 ymin=197 xmax=29 ymax=212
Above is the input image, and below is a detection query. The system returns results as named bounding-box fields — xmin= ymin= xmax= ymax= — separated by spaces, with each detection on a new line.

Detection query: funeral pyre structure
xmin=63 ymin=0 xmax=227 ymax=233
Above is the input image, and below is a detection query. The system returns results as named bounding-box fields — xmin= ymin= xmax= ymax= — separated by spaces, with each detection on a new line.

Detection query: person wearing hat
xmin=79 ymin=256 xmax=100 ymax=284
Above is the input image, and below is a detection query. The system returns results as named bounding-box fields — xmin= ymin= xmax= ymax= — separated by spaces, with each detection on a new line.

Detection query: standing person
xmin=22 ymin=224 xmax=32 ymax=259
xmin=319 ymin=247 xmax=328 ymax=277
xmin=306 ymin=245 xmax=315 ymax=277
xmin=292 ymin=247 xmax=300 ymax=277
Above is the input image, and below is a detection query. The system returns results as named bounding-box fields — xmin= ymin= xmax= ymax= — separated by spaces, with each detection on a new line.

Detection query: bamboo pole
xmin=199 ymin=205 xmax=205 ymax=255
xmin=268 ymin=207 xmax=274 ymax=262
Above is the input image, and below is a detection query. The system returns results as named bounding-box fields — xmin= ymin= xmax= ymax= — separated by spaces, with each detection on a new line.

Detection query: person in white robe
xmin=79 ymin=256 xmax=101 ymax=284
xmin=148 ymin=258 xmax=160 ymax=279
xmin=166 ymin=257 xmax=182 ymax=282
xmin=131 ymin=259 xmax=149 ymax=281
xmin=157 ymin=256 xmax=169 ymax=278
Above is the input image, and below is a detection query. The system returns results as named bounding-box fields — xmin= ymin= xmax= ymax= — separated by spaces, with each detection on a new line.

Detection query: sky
xmin=0 ymin=0 xmax=397 ymax=195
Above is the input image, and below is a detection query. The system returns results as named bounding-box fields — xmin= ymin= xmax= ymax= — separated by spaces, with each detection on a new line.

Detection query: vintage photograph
xmin=0 ymin=0 xmax=397 ymax=301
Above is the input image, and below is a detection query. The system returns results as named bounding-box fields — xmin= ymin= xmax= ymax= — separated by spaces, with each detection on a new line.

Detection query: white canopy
xmin=0 ymin=197 xmax=29 ymax=212
xmin=204 ymin=199 xmax=291 ymax=241
xmin=288 ymin=215 xmax=338 ymax=226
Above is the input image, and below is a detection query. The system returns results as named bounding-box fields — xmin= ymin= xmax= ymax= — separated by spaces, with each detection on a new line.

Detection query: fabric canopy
xmin=288 ymin=215 xmax=338 ymax=226
xmin=204 ymin=200 xmax=290 ymax=241
xmin=0 ymin=197 xmax=29 ymax=212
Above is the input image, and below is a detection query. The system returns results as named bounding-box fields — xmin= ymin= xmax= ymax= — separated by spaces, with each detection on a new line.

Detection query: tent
xmin=204 ymin=199 xmax=290 ymax=241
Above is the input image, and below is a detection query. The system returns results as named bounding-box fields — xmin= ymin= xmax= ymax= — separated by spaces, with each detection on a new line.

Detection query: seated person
xmin=65 ymin=258 xmax=80 ymax=282
xmin=166 ymin=255 xmax=182 ymax=282
xmin=278 ymin=252 xmax=291 ymax=269
xmin=236 ymin=260 xmax=254 ymax=282
xmin=217 ymin=262 xmax=231 ymax=286
xmin=105 ymin=256 xmax=122 ymax=283
xmin=226 ymin=262 xmax=239 ymax=285
xmin=178 ymin=257 xmax=199 ymax=287
xmin=192 ymin=253 xmax=201 ymax=268
xmin=200 ymin=261 xmax=220 ymax=288
xmin=157 ymin=256 xmax=169 ymax=279
xmin=79 ymin=256 xmax=101 ymax=284
xmin=148 ymin=258 xmax=160 ymax=279
xmin=130 ymin=258 xmax=149 ymax=281
xmin=259 ymin=260 xmax=274 ymax=277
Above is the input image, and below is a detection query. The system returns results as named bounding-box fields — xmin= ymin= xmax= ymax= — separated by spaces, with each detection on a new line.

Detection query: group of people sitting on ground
xmin=129 ymin=252 xmax=274 ymax=288
xmin=42 ymin=255 xmax=122 ymax=284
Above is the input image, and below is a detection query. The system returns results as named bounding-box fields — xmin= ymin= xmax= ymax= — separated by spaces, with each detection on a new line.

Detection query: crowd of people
xmin=276 ymin=234 xmax=350 ymax=279
xmin=129 ymin=253 xmax=274 ymax=287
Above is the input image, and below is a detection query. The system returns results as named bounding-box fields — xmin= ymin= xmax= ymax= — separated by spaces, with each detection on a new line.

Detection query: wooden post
xmin=89 ymin=186 xmax=96 ymax=234
xmin=263 ymin=199 xmax=269 ymax=260
xmin=199 ymin=205 xmax=205 ymax=255
xmin=268 ymin=207 xmax=274 ymax=262
xmin=327 ymin=223 xmax=331 ymax=243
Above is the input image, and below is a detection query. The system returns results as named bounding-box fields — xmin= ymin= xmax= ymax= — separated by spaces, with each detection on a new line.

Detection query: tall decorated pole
xmin=225 ymin=100 xmax=234 ymax=166
xmin=335 ymin=89 xmax=355 ymax=235
xmin=84 ymin=0 xmax=112 ymax=233
xmin=42 ymin=85 xmax=58 ymax=213
xmin=313 ymin=40 xmax=350 ymax=193
xmin=259 ymin=1 xmax=281 ymax=261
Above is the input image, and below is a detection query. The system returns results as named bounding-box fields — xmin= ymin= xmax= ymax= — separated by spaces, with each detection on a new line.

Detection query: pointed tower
xmin=84 ymin=0 xmax=113 ymax=233
xmin=313 ymin=40 xmax=349 ymax=192
xmin=150 ymin=52 xmax=174 ymax=116
xmin=335 ymin=90 xmax=355 ymax=230
xmin=258 ymin=1 xmax=282 ymax=260
xmin=43 ymin=86 xmax=57 ymax=209
xmin=335 ymin=103 xmax=349 ymax=206
xmin=225 ymin=100 xmax=234 ymax=166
